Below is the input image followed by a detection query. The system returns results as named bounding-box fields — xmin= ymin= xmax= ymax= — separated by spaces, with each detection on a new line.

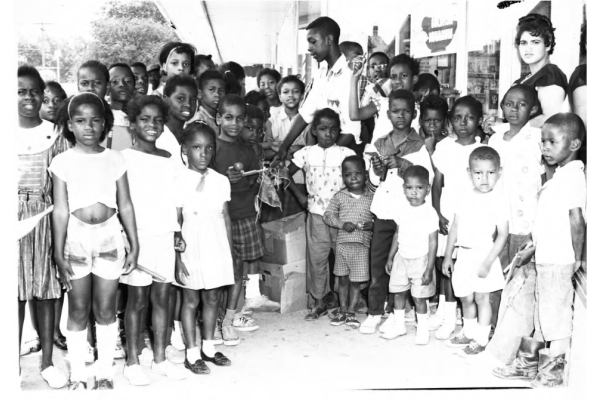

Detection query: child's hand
xmin=438 ymin=215 xmax=449 ymax=235
xmin=361 ymin=221 xmax=374 ymax=231
xmin=297 ymin=193 xmax=309 ymax=209
xmin=342 ymin=222 xmax=357 ymax=232
xmin=383 ymin=155 xmax=399 ymax=169
xmin=226 ymin=167 xmax=243 ymax=184
xmin=271 ymin=141 xmax=282 ymax=152
xmin=514 ymin=242 xmax=535 ymax=267
xmin=385 ymin=258 xmax=394 ymax=275
xmin=56 ymin=258 xmax=75 ymax=292
xmin=421 ymin=268 xmax=434 ymax=286
xmin=441 ymin=257 xmax=454 ymax=278
xmin=477 ymin=261 xmax=492 ymax=278
xmin=371 ymin=156 xmax=384 ymax=176
xmin=175 ymin=258 xmax=189 ymax=286
xmin=122 ymin=251 xmax=139 ymax=275
xmin=174 ymin=233 xmax=186 ymax=252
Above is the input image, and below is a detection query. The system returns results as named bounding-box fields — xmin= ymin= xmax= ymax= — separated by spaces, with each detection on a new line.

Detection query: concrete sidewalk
xmin=19 ymin=309 xmax=532 ymax=392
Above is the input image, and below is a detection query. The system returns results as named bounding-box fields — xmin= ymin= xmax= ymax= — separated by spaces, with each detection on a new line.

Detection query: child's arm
xmin=349 ymin=75 xmax=378 ymax=121
xmin=116 ymin=173 xmax=139 ymax=274
xmin=323 ymin=195 xmax=355 ymax=232
xmin=51 ymin=175 xmax=74 ymax=291
xmin=174 ymin=207 xmax=186 ymax=252
xmin=432 ymin=167 xmax=449 ymax=234
xmin=385 ymin=226 xmax=400 ymax=275
xmin=441 ymin=214 xmax=459 ymax=278
xmin=277 ymin=116 xmax=309 ymax=160
xmin=174 ymin=208 xmax=189 ymax=285
xmin=285 ymin=162 xmax=308 ymax=208
xmin=224 ymin=202 xmax=235 ymax=261
xmin=570 ymin=207 xmax=585 ymax=271
xmin=478 ymin=220 xmax=508 ymax=278
xmin=421 ymin=231 xmax=438 ymax=285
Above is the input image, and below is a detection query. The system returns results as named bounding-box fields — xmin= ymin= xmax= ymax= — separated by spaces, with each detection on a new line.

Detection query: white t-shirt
xmin=121 ymin=149 xmax=182 ymax=234
xmin=533 ymin=161 xmax=586 ymax=265
xmin=394 ymin=198 xmax=439 ymax=259
xmin=455 ymin=188 xmax=510 ymax=250
xmin=489 ymin=123 xmax=544 ymax=235
xmin=48 ymin=148 xmax=127 ymax=212
xmin=156 ymin=125 xmax=187 ymax=166
xmin=292 ymin=144 xmax=356 ymax=216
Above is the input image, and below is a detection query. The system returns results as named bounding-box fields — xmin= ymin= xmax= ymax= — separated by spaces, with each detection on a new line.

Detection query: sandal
xmin=201 ymin=350 xmax=231 ymax=367
xmin=54 ymin=336 xmax=68 ymax=350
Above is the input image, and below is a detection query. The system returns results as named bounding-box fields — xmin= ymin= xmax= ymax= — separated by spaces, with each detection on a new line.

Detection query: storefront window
xmin=467 ymin=41 xmax=500 ymax=117
xmin=418 ymin=54 xmax=456 ymax=89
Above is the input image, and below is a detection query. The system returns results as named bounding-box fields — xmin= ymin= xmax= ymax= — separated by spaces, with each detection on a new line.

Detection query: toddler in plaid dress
xmin=323 ymin=156 xmax=374 ymax=329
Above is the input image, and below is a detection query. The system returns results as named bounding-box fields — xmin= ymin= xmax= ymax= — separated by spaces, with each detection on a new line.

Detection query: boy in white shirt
xmin=443 ymin=147 xmax=508 ymax=356
xmin=383 ymin=166 xmax=438 ymax=344
xmin=492 ymin=113 xmax=586 ymax=388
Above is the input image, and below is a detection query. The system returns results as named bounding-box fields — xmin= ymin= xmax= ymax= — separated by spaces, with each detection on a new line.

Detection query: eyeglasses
xmin=369 ymin=64 xmax=387 ymax=71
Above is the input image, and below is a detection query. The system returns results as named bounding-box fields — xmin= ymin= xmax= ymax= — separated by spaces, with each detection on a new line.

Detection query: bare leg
xmin=18 ymin=300 xmax=26 ymax=354
xmin=393 ymin=291 xmax=409 ymax=311
xmin=347 ymin=281 xmax=362 ymax=313
xmin=474 ymin=292 xmax=492 ymax=326
xmin=180 ymin=288 xmax=200 ymax=349
xmin=150 ymin=281 xmax=171 ymax=363
xmin=35 ymin=298 xmax=56 ymax=370
xmin=413 ymin=297 xmax=428 ymax=315
xmin=226 ymin=258 xmax=244 ymax=311
xmin=338 ymin=276 xmax=349 ymax=312
xmin=166 ymin=285 xmax=177 ymax=344
xmin=460 ymin=294 xmax=477 ymax=320
xmin=67 ymin=275 xmax=93 ymax=331
xmin=54 ymin=293 xmax=65 ymax=340
xmin=124 ymin=285 xmax=149 ymax=366
xmin=200 ymin=288 xmax=220 ymax=340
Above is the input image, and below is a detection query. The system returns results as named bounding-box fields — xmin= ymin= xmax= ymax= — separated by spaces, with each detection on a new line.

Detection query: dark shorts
xmin=232 ymin=216 xmax=264 ymax=261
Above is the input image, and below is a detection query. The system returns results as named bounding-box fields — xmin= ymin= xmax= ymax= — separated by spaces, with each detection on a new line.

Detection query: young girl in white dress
xmin=175 ymin=122 xmax=235 ymax=374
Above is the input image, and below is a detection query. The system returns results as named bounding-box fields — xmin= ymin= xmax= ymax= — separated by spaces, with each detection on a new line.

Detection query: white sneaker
xmin=241 ymin=306 xmax=253 ymax=317
xmin=221 ymin=325 xmax=240 ymax=346
xmin=244 ymin=295 xmax=280 ymax=311
xmin=405 ymin=308 xmax=416 ymax=324
xmin=232 ymin=316 xmax=259 ymax=332
xmin=170 ymin=328 xmax=186 ymax=351
xmin=379 ymin=313 xmax=396 ymax=334
xmin=165 ymin=345 xmax=184 ymax=364
xmin=381 ymin=321 xmax=407 ymax=340
xmin=435 ymin=320 xmax=456 ymax=340
xmin=151 ymin=360 xmax=188 ymax=380
xmin=415 ymin=322 xmax=430 ymax=345
xmin=139 ymin=348 xmax=154 ymax=367
xmin=124 ymin=364 xmax=150 ymax=386
xmin=428 ymin=312 xmax=444 ymax=331
xmin=358 ymin=315 xmax=381 ymax=334
xmin=41 ymin=365 xmax=68 ymax=389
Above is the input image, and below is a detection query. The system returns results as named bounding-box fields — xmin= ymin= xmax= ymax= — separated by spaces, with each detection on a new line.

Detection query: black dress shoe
xmin=92 ymin=378 xmax=113 ymax=390
xmin=184 ymin=358 xmax=210 ymax=374
xmin=54 ymin=336 xmax=68 ymax=350
xmin=201 ymin=350 xmax=231 ymax=366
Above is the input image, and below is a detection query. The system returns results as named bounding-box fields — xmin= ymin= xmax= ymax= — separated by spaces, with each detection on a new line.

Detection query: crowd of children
xmin=17 ymin=13 xmax=585 ymax=391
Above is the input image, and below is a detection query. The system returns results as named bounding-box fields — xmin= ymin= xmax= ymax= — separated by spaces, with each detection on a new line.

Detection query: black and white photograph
xmin=8 ymin=0 xmax=592 ymax=395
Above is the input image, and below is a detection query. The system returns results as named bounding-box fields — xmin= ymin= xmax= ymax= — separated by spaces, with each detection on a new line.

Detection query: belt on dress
xmin=18 ymin=190 xmax=49 ymax=201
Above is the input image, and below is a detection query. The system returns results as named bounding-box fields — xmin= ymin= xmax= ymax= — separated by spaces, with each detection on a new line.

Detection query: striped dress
xmin=17 ymin=120 xmax=68 ymax=300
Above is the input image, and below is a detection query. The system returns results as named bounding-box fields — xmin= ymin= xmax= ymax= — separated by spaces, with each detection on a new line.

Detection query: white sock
xmin=95 ymin=321 xmax=118 ymax=379
xmin=435 ymin=295 xmax=446 ymax=315
xmin=462 ymin=317 xmax=477 ymax=339
xmin=174 ymin=320 xmax=183 ymax=338
xmin=245 ymin=274 xmax=261 ymax=299
xmin=417 ymin=312 xmax=429 ymax=326
xmin=425 ymin=300 xmax=430 ymax=316
xmin=186 ymin=346 xmax=200 ymax=363
xmin=202 ymin=339 xmax=216 ymax=357
xmin=475 ymin=324 xmax=491 ymax=346
xmin=444 ymin=301 xmax=457 ymax=324
xmin=394 ymin=309 xmax=405 ymax=326
xmin=66 ymin=328 xmax=88 ymax=382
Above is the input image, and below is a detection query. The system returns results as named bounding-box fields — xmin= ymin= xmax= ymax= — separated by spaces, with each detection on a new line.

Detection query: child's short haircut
xmin=18 ymin=64 xmax=46 ymax=92
xmin=218 ymin=61 xmax=245 ymax=95
xmin=451 ymin=95 xmax=484 ymax=120
xmin=277 ymin=75 xmax=305 ymax=95
xmin=55 ymin=93 xmax=114 ymax=145
xmin=469 ymin=146 xmax=501 ymax=168
xmin=306 ymin=16 xmax=340 ymax=44
xmin=414 ymin=73 xmax=440 ymax=95
xmin=545 ymin=113 xmax=586 ymax=142
xmin=246 ymin=104 xmax=264 ymax=122
xmin=164 ymin=75 xmax=197 ymax=98
xmin=515 ymin=13 xmax=556 ymax=55
xmin=79 ymin=60 xmax=109 ymax=82
xmin=339 ymin=41 xmax=363 ymax=56
xmin=342 ymin=155 xmax=366 ymax=171
xmin=313 ymin=108 xmax=340 ymax=128
xmin=369 ymin=51 xmax=390 ymax=64
xmin=125 ymin=95 xmax=169 ymax=123
xmin=404 ymin=165 xmax=430 ymax=183
xmin=244 ymin=90 xmax=267 ymax=106
xmin=182 ymin=120 xmax=217 ymax=145
xmin=388 ymin=54 xmax=420 ymax=77
xmin=194 ymin=54 xmax=213 ymax=68
xmin=256 ymin=68 xmax=281 ymax=87
xmin=158 ymin=42 xmax=197 ymax=73
xmin=196 ymin=70 xmax=224 ymax=90
xmin=501 ymin=83 xmax=538 ymax=106
xmin=388 ymin=89 xmax=416 ymax=111
xmin=420 ymin=95 xmax=448 ymax=118
xmin=108 ymin=62 xmax=135 ymax=80
xmin=45 ymin=81 xmax=67 ymax=99
xmin=130 ymin=62 xmax=147 ymax=70
xmin=218 ymin=94 xmax=246 ymax=115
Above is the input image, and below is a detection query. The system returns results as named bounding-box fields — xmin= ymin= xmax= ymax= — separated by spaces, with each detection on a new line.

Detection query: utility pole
xmin=32 ymin=22 xmax=53 ymax=68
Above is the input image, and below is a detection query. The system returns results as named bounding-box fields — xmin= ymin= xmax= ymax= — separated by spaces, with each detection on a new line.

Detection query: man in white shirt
xmin=276 ymin=17 xmax=361 ymax=159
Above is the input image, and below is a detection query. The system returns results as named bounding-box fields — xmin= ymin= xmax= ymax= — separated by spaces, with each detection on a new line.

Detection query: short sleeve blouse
xmin=568 ymin=64 xmax=586 ymax=111
xmin=513 ymin=63 xmax=568 ymax=117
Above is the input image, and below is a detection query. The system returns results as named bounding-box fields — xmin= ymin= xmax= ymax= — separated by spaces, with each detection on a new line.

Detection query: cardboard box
xmin=259 ymin=260 xmax=308 ymax=314
xmin=261 ymin=212 xmax=306 ymax=265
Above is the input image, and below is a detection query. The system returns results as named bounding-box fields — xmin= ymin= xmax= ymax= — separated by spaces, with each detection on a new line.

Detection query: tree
xmin=100 ymin=0 xmax=168 ymax=24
